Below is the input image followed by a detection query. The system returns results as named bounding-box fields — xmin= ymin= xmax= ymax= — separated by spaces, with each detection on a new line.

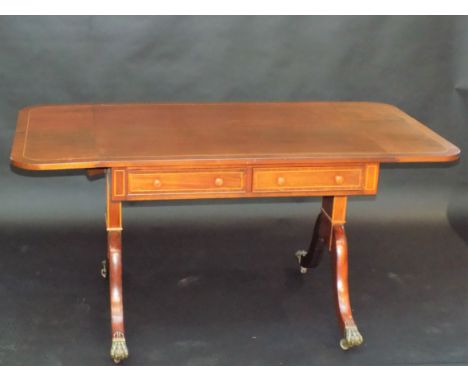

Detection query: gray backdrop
xmin=0 ymin=16 xmax=467 ymax=365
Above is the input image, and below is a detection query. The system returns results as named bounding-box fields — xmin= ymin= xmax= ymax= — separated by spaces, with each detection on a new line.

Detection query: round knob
xmin=215 ymin=177 xmax=224 ymax=187
xmin=335 ymin=175 xmax=344 ymax=185
xmin=153 ymin=178 xmax=162 ymax=188
xmin=277 ymin=176 xmax=286 ymax=186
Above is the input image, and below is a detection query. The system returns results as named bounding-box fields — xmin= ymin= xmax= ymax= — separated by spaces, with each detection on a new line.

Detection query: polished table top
xmin=10 ymin=102 xmax=460 ymax=170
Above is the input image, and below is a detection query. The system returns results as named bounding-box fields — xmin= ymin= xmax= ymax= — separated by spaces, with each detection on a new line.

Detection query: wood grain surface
xmin=10 ymin=102 xmax=460 ymax=170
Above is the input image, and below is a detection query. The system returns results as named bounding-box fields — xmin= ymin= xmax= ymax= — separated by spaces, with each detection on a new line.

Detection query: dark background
xmin=0 ymin=16 xmax=467 ymax=365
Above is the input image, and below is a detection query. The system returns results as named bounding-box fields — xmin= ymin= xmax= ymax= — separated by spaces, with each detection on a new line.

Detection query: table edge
xmin=10 ymin=102 xmax=461 ymax=171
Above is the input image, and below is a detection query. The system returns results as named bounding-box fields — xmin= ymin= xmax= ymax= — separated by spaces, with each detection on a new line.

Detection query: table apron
xmin=110 ymin=163 xmax=380 ymax=201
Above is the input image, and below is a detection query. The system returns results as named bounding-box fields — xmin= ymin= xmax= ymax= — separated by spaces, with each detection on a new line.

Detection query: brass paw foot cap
xmin=100 ymin=260 xmax=107 ymax=278
xmin=110 ymin=332 xmax=129 ymax=363
xmin=340 ymin=325 xmax=364 ymax=351
xmin=295 ymin=250 xmax=308 ymax=274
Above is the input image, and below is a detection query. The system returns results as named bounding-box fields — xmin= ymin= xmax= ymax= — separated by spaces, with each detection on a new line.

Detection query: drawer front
xmin=127 ymin=169 xmax=246 ymax=195
xmin=252 ymin=166 xmax=364 ymax=192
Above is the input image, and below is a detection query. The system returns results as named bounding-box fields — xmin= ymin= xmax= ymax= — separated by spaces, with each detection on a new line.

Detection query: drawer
xmin=252 ymin=166 xmax=364 ymax=192
xmin=127 ymin=169 xmax=246 ymax=195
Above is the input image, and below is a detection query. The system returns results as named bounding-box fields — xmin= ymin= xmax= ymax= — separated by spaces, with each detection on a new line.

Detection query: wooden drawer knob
xmin=335 ymin=175 xmax=344 ymax=185
xmin=277 ymin=176 xmax=286 ymax=186
xmin=215 ymin=177 xmax=224 ymax=186
xmin=153 ymin=178 xmax=162 ymax=188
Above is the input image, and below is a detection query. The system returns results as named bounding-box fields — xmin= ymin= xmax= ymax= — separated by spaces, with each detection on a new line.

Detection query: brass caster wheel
xmin=100 ymin=260 xmax=107 ymax=279
xmin=340 ymin=338 xmax=350 ymax=350
xmin=295 ymin=250 xmax=308 ymax=274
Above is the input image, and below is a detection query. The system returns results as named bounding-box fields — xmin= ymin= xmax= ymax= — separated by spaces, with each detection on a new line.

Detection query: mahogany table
xmin=10 ymin=102 xmax=460 ymax=363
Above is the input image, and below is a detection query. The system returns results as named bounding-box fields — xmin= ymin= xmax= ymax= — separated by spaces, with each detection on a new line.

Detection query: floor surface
xmin=1 ymin=205 xmax=467 ymax=365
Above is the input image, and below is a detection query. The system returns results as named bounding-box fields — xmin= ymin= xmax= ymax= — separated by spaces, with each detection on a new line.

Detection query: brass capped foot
xmin=100 ymin=260 xmax=107 ymax=278
xmin=339 ymin=324 xmax=363 ymax=350
xmin=295 ymin=250 xmax=308 ymax=274
xmin=110 ymin=332 xmax=129 ymax=363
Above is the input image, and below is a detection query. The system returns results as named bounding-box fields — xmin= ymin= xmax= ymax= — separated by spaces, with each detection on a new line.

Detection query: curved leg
xmin=331 ymin=224 xmax=363 ymax=350
xmin=295 ymin=212 xmax=326 ymax=273
xmin=106 ymin=172 xmax=128 ymax=364
xmin=107 ymin=230 xmax=129 ymax=363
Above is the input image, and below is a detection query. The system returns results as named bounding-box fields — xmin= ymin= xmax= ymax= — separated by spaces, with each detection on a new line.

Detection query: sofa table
xmin=10 ymin=101 xmax=460 ymax=363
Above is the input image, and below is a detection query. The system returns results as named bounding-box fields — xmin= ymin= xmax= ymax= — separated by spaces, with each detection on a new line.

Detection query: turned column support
xmin=106 ymin=170 xmax=128 ymax=363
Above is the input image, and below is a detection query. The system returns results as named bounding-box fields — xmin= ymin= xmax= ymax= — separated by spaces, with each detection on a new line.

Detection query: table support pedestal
xmin=297 ymin=196 xmax=363 ymax=350
xmin=106 ymin=173 xmax=129 ymax=363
